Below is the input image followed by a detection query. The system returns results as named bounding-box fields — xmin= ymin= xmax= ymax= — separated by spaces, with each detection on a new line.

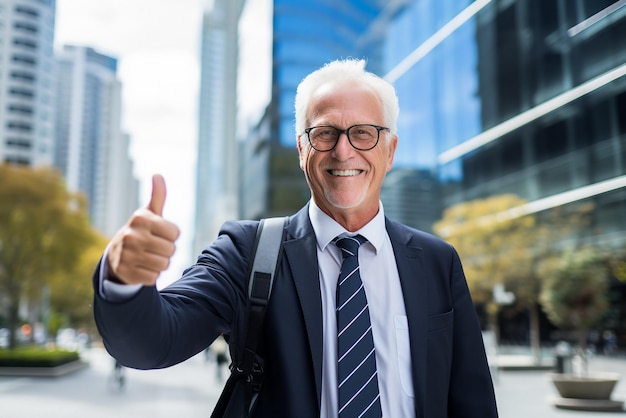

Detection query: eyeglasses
xmin=303 ymin=124 xmax=390 ymax=152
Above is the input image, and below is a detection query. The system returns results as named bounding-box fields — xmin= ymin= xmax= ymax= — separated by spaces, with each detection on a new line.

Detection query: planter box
xmin=548 ymin=372 xmax=624 ymax=412
xmin=0 ymin=359 xmax=88 ymax=377
xmin=549 ymin=372 xmax=620 ymax=400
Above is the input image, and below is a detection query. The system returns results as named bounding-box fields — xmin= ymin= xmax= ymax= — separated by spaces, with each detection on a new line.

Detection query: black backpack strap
xmin=238 ymin=216 xmax=286 ymax=382
xmin=211 ymin=216 xmax=286 ymax=417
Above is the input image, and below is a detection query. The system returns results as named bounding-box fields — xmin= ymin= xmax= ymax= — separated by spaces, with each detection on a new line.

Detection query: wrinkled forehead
xmin=306 ymin=81 xmax=384 ymax=124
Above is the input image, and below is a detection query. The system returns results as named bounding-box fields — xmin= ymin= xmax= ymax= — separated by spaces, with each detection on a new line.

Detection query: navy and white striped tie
xmin=335 ymin=235 xmax=382 ymax=418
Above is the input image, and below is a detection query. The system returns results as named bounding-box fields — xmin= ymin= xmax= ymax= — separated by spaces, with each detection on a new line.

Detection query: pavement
xmin=0 ymin=347 xmax=224 ymax=418
xmin=0 ymin=346 xmax=625 ymax=417
xmin=495 ymin=353 xmax=626 ymax=417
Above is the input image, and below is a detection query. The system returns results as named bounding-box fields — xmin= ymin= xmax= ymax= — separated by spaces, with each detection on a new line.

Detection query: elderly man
xmin=94 ymin=59 xmax=498 ymax=417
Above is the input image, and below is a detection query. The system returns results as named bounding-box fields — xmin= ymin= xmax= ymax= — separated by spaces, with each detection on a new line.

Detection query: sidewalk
xmin=1 ymin=347 xmax=624 ymax=417
xmin=494 ymin=354 xmax=626 ymax=417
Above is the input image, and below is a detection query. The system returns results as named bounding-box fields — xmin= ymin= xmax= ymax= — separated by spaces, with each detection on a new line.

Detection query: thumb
xmin=148 ymin=174 xmax=166 ymax=216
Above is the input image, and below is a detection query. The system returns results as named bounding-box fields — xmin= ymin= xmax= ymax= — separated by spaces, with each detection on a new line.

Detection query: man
xmin=94 ymin=59 xmax=498 ymax=417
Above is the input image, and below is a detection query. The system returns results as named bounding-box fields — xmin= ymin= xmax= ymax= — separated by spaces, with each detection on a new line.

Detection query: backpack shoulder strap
xmin=248 ymin=217 xmax=286 ymax=305
xmin=238 ymin=216 xmax=287 ymax=379
xmin=211 ymin=216 xmax=287 ymax=417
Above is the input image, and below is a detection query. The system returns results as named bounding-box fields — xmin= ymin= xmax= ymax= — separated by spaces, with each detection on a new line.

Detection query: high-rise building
xmin=233 ymin=0 xmax=625 ymax=341
xmin=380 ymin=0 xmax=626 ymax=342
xmin=238 ymin=0 xmax=388 ymax=220
xmin=193 ymin=0 xmax=244 ymax=255
xmin=381 ymin=0 xmax=626 ymax=244
xmin=0 ymin=0 xmax=56 ymax=166
xmin=54 ymin=45 xmax=138 ymax=237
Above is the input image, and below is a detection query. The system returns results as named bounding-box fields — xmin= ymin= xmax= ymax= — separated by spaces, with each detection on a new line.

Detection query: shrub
xmin=0 ymin=347 xmax=80 ymax=367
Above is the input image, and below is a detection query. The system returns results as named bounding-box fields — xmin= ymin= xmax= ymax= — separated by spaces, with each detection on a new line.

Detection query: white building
xmin=54 ymin=45 xmax=138 ymax=237
xmin=0 ymin=0 xmax=56 ymax=166
xmin=193 ymin=0 xmax=244 ymax=254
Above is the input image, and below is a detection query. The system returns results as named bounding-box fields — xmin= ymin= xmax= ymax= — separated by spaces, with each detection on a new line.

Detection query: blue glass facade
xmin=272 ymin=0 xmax=384 ymax=146
xmin=382 ymin=0 xmax=482 ymax=172
xmin=239 ymin=0 xmax=626 ymax=343
xmin=253 ymin=0 xmax=626 ymax=249
xmin=376 ymin=0 xmax=626 ymax=248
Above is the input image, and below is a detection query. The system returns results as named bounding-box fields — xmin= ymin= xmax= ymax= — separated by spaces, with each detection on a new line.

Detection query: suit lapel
xmin=284 ymin=207 xmax=324 ymax=405
xmin=386 ymin=219 xmax=427 ymax=418
xmin=280 ymin=210 xmax=428 ymax=414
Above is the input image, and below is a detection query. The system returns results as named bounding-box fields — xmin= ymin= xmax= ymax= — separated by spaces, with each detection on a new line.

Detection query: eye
xmin=312 ymin=127 xmax=337 ymax=140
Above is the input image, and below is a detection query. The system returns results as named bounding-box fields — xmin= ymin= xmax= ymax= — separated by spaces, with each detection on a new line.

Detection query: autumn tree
xmin=0 ymin=164 xmax=99 ymax=348
xmin=433 ymin=194 xmax=593 ymax=362
xmin=433 ymin=195 xmax=534 ymax=331
xmin=47 ymin=233 xmax=108 ymax=337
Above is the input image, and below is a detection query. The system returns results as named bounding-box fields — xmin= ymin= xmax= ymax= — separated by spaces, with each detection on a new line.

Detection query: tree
xmin=48 ymin=237 xmax=108 ymax=336
xmin=0 ymin=164 xmax=98 ymax=348
xmin=540 ymin=246 xmax=610 ymax=374
xmin=433 ymin=194 xmax=593 ymax=362
xmin=433 ymin=195 xmax=534 ymax=336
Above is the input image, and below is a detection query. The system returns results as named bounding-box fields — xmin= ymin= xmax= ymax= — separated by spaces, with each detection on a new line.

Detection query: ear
xmin=297 ymin=135 xmax=306 ymax=170
xmin=385 ymin=134 xmax=398 ymax=172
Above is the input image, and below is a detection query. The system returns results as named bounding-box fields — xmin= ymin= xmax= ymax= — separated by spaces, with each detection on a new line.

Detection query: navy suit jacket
xmin=93 ymin=205 xmax=498 ymax=417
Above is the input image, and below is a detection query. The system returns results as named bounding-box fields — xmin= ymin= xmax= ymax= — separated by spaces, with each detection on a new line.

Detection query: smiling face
xmin=297 ymin=81 xmax=397 ymax=231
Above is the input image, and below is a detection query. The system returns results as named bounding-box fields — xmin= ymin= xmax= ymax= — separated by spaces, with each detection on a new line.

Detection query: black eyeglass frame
xmin=303 ymin=124 xmax=390 ymax=152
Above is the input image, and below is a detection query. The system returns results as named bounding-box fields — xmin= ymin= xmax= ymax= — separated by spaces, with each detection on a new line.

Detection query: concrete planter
xmin=548 ymin=372 xmax=624 ymax=412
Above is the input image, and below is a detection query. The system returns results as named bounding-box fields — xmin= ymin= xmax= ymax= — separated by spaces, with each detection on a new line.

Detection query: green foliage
xmin=0 ymin=347 xmax=80 ymax=367
xmin=433 ymin=194 xmax=595 ymax=360
xmin=433 ymin=194 xmax=534 ymax=303
xmin=540 ymin=247 xmax=609 ymax=335
xmin=0 ymin=164 xmax=103 ymax=348
xmin=434 ymin=195 xmax=594 ymax=308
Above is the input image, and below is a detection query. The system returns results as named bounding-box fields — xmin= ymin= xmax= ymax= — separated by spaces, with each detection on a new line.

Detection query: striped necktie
xmin=335 ymin=235 xmax=382 ymax=418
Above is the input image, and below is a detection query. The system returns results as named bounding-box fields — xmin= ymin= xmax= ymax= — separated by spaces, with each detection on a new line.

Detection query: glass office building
xmin=239 ymin=0 xmax=386 ymax=218
xmin=242 ymin=0 xmax=626 ymax=242
xmin=238 ymin=0 xmax=626 ymax=342
xmin=382 ymin=0 xmax=626 ymax=248
xmin=380 ymin=0 xmax=626 ymax=342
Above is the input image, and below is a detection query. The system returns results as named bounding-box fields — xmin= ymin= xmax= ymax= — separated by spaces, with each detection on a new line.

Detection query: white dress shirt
xmin=309 ymin=201 xmax=415 ymax=418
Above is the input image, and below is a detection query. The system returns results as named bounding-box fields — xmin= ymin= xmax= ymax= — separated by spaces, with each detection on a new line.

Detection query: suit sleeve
xmin=92 ymin=220 xmax=258 ymax=370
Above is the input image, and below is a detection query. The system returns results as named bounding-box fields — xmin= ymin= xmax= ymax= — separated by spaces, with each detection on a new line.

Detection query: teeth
xmin=330 ymin=169 xmax=361 ymax=177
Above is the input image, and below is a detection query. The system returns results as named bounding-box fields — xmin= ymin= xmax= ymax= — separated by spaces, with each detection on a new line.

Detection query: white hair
xmin=294 ymin=59 xmax=399 ymax=148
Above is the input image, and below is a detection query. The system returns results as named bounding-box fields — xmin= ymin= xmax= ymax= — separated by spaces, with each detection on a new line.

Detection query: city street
xmin=0 ymin=347 xmax=625 ymax=417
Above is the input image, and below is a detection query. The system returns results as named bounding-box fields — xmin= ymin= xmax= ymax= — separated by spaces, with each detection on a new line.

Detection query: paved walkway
xmin=494 ymin=354 xmax=626 ymax=417
xmin=0 ymin=347 xmax=224 ymax=418
xmin=1 ymin=347 xmax=625 ymax=417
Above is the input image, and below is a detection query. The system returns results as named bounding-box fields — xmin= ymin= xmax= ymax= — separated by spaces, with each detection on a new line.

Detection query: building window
xmin=13 ymin=38 xmax=37 ymax=50
xmin=12 ymin=54 xmax=36 ymax=65
xmin=10 ymin=71 xmax=35 ymax=82
xmin=8 ymin=104 xmax=33 ymax=114
xmin=15 ymin=6 xmax=39 ymax=18
xmin=6 ymin=138 xmax=32 ymax=149
xmin=7 ymin=121 xmax=33 ymax=132
xmin=9 ymin=87 xmax=34 ymax=98
xmin=13 ymin=22 xmax=38 ymax=34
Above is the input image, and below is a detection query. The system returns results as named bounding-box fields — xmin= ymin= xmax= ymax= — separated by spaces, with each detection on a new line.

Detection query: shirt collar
xmin=308 ymin=200 xmax=386 ymax=254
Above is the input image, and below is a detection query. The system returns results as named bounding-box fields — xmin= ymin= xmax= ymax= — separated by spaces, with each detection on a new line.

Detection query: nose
xmin=332 ymin=131 xmax=354 ymax=158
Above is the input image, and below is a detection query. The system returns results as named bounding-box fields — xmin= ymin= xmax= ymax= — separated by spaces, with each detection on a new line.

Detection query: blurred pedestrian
xmin=211 ymin=335 xmax=229 ymax=381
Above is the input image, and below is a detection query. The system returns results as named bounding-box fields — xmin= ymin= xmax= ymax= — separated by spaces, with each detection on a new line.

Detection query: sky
xmin=55 ymin=0 xmax=206 ymax=287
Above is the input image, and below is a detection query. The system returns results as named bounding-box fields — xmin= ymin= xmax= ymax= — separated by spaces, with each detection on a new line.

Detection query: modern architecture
xmin=193 ymin=0 xmax=244 ymax=255
xmin=0 ymin=0 xmax=56 ymax=166
xmin=54 ymin=45 xmax=138 ymax=237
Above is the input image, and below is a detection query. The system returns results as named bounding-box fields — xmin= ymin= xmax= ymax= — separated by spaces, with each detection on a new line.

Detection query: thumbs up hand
xmin=107 ymin=174 xmax=181 ymax=286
